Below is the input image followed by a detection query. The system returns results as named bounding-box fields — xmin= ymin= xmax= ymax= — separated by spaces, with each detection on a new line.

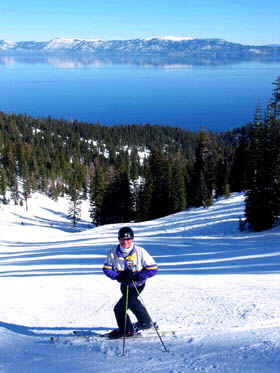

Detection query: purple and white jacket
xmin=103 ymin=244 xmax=158 ymax=287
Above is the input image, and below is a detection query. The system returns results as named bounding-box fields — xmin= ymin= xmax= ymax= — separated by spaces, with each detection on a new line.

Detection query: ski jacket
xmin=103 ymin=244 xmax=158 ymax=287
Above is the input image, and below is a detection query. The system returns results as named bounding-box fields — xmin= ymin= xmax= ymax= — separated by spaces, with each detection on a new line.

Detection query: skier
xmin=103 ymin=226 xmax=158 ymax=339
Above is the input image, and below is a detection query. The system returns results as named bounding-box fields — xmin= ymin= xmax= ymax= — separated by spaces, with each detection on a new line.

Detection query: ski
xmin=50 ymin=331 xmax=143 ymax=344
xmin=49 ymin=328 xmax=190 ymax=344
xmin=73 ymin=329 xmax=146 ymax=340
xmin=73 ymin=330 xmax=105 ymax=337
xmin=73 ymin=328 xmax=181 ymax=338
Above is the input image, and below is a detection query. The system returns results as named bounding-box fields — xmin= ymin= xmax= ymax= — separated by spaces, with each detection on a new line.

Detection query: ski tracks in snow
xmin=45 ymin=323 xmax=280 ymax=373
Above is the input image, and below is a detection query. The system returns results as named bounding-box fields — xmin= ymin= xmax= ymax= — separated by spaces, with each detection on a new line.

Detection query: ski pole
xmin=132 ymin=280 xmax=169 ymax=353
xmin=122 ymin=284 xmax=129 ymax=356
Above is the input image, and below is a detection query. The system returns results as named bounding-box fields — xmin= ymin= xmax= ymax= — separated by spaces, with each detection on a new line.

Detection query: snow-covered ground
xmin=0 ymin=193 xmax=279 ymax=372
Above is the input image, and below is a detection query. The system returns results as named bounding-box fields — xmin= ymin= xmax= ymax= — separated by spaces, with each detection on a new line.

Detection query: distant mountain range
xmin=1 ymin=37 xmax=280 ymax=59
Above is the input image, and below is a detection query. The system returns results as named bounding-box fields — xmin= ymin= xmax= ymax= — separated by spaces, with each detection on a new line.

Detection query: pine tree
xmin=100 ymin=171 xmax=134 ymax=225
xmin=245 ymin=118 xmax=280 ymax=231
xmin=129 ymin=147 xmax=141 ymax=180
xmin=190 ymin=131 xmax=216 ymax=208
xmin=10 ymin=175 xmax=20 ymax=205
xmin=0 ymin=168 xmax=8 ymax=203
xmin=2 ymin=142 xmax=17 ymax=189
xmin=67 ymin=178 xmax=82 ymax=227
xmin=137 ymin=163 xmax=154 ymax=221
xmin=215 ymin=158 xmax=230 ymax=198
xmin=68 ymin=196 xmax=82 ymax=227
xmin=89 ymin=166 xmax=106 ymax=226
xmin=170 ymin=155 xmax=187 ymax=212
xmin=22 ymin=176 xmax=32 ymax=211
xmin=229 ymin=137 xmax=249 ymax=192
xmin=267 ymin=76 xmax=280 ymax=120
xmin=66 ymin=166 xmax=84 ymax=227
xmin=148 ymin=149 xmax=172 ymax=219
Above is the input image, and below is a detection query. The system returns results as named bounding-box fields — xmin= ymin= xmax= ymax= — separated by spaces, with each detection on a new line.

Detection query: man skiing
xmin=103 ymin=226 xmax=158 ymax=339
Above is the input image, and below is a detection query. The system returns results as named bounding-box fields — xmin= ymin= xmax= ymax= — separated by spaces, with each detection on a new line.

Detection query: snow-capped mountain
xmin=1 ymin=37 xmax=280 ymax=58
xmin=144 ymin=36 xmax=195 ymax=41
xmin=44 ymin=37 xmax=103 ymax=50
xmin=0 ymin=39 xmax=17 ymax=50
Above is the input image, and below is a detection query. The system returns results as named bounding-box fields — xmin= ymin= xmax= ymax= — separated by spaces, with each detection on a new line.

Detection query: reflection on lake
xmin=0 ymin=53 xmax=279 ymax=132
xmin=1 ymin=53 xmax=280 ymax=68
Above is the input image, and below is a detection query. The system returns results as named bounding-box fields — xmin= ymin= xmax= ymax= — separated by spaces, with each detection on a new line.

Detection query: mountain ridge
xmin=1 ymin=37 xmax=280 ymax=58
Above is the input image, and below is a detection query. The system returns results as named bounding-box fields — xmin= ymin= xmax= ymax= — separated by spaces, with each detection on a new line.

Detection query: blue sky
xmin=1 ymin=0 xmax=279 ymax=45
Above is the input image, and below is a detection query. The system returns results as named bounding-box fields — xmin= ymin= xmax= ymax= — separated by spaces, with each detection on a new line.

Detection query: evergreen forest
xmin=0 ymin=78 xmax=280 ymax=231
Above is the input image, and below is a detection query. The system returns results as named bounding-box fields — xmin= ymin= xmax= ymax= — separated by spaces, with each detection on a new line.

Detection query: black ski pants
xmin=114 ymin=284 xmax=151 ymax=333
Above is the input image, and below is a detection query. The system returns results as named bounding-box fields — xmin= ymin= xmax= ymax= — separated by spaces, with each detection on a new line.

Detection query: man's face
xmin=119 ymin=238 xmax=133 ymax=249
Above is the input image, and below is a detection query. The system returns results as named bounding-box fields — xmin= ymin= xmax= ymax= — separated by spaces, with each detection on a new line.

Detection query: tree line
xmin=0 ymin=78 xmax=279 ymax=231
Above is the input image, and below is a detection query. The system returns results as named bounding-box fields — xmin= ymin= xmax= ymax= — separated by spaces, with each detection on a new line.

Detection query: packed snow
xmin=0 ymin=193 xmax=280 ymax=372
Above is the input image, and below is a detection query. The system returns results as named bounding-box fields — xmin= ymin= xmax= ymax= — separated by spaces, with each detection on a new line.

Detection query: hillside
xmin=0 ymin=193 xmax=280 ymax=372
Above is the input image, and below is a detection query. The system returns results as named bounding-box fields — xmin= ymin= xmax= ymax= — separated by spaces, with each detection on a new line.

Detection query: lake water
xmin=0 ymin=54 xmax=280 ymax=132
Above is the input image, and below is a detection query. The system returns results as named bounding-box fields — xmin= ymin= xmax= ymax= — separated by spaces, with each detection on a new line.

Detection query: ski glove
xmin=116 ymin=271 xmax=126 ymax=282
xmin=116 ymin=269 xmax=139 ymax=283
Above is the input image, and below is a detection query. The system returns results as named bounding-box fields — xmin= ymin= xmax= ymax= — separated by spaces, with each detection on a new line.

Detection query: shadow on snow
xmin=0 ymin=321 xmax=111 ymax=338
xmin=1 ymin=196 xmax=280 ymax=277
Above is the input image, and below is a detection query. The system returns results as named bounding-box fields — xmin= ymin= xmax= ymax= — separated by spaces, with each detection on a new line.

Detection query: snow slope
xmin=0 ymin=193 xmax=280 ymax=372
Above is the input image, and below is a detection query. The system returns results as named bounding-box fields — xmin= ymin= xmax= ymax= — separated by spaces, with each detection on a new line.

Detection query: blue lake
xmin=0 ymin=54 xmax=279 ymax=132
